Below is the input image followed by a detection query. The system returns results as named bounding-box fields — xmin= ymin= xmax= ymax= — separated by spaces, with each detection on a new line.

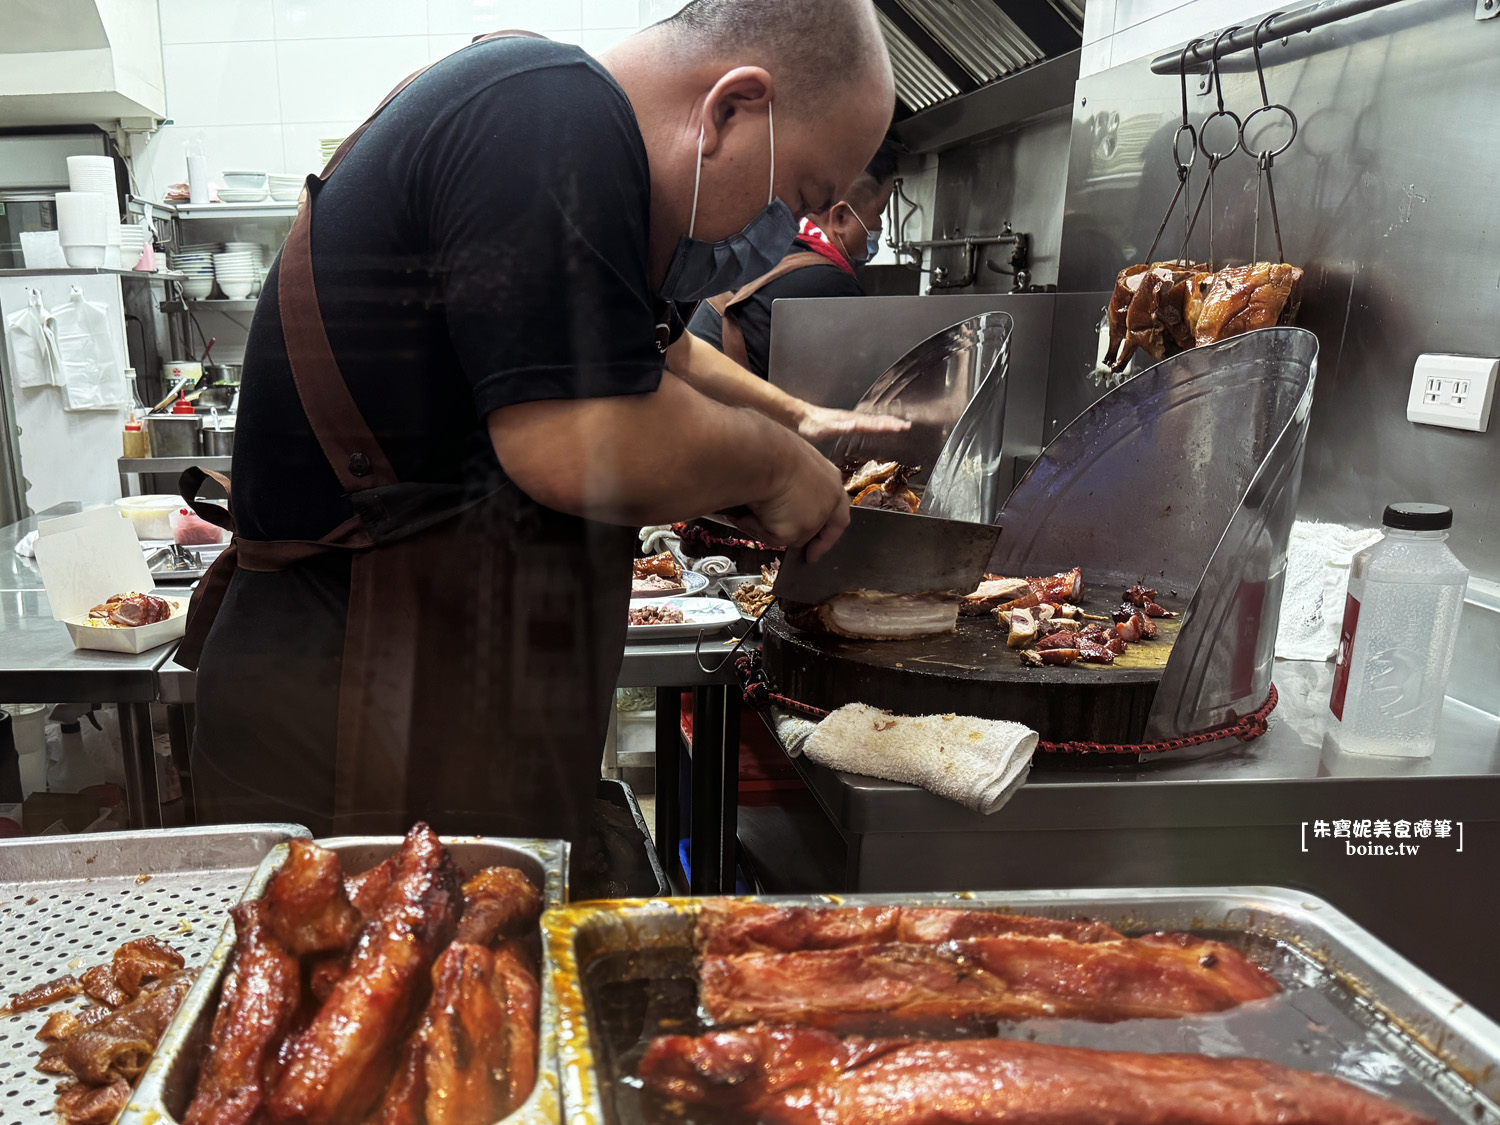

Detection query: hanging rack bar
xmin=1148 ymin=0 xmax=1408 ymax=74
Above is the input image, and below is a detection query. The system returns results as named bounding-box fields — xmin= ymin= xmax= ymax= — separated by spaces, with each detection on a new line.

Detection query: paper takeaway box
xmin=33 ymin=508 xmax=188 ymax=653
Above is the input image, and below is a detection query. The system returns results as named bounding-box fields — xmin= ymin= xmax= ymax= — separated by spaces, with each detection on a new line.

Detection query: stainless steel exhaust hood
xmin=877 ymin=0 xmax=1084 ymax=117
xmin=0 ymin=0 xmax=166 ymax=128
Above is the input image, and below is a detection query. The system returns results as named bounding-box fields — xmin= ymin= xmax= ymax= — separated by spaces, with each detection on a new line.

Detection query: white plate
xmin=627 ymin=596 xmax=739 ymax=639
xmin=631 ymin=570 xmax=709 ymax=599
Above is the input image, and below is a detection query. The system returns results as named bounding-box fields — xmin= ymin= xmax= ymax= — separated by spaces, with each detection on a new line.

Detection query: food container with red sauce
xmin=170 ymin=506 xmax=228 ymax=546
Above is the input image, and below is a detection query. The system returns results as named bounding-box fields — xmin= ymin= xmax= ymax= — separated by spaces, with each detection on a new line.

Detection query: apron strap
xmin=703 ymin=251 xmax=827 ymax=369
xmin=178 ymin=466 xmax=237 ymax=533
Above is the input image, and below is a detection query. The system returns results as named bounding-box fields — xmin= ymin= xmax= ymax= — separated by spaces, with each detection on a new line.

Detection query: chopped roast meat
xmin=454 ymin=866 xmax=545 ymax=946
xmin=1106 ymin=635 xmax=1128 ymax=656
xmin=267 ymin=823 xmax=464 ymax=1125
xmin=1105 ymin=264 xmax=1149 ymax=366
xmin=184 ymin=902 xmax=300 ymax=1125
xmin=960 ymin=577 xmax=1032 ymax=616
xmin=1038 ymin=648 xmax=1079 ymax=665
xmin=1027 ymin=567 xmax=1084 ymax=603
xmin=1036 ymin=631 xmax=1078 ymax=651
xmin=843 ymin=459 xmax=901 ymax=495
xmin=55 ymin=1078 xmax=132 ymax=1125
xmin=631 ymin=573 xmax=686 ymax=598
xmin=853 ymin=482 xmax=920 ymax=513
xmin=796 ymin=591 xmax=961 ymax=641
xmin=1193 ymin=262 xmax=1304 ymax=346
xmin=1078 ymin=637 xmax=1116 ymax=664
xmin=632 ymin=551 xmax=682 ymax=582
xmin=87 ymin=592 xmax=173 ymax=627
xmin=695 ymin=902 xmax=1124 ymax=957
xmin=629 ymin=604 xmax=686 ymax=626
xmin=79 ymin=963 xmax=129 ymax=1008
xmin=111 ymin=936 xmax=186 ymax=998
xmin=639 ymin=1025 xmax=1436 ymax=1125
xmin=5 ymin=973 xmax=83 ymax=1013
xmin=1117 ymin=616 xmax=1142 ymax=644
xmin=63 ymin=970 xmax=195 ymax=1084
xmin=1005 ymin=608 xmax=1040 ymax=648
xmin=1138 ymin=613 xmax=1159 ymax=640
xmin=1124 ymin=584 xmax=1158 ymax=606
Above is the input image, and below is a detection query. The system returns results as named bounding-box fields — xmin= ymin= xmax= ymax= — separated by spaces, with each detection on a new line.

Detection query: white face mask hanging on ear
xmin=658 ymin=102 xmax=799 ymax=302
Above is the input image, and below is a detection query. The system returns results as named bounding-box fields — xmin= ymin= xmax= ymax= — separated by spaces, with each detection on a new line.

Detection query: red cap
xmin=171 ymin=393 xmax=195 ymax=415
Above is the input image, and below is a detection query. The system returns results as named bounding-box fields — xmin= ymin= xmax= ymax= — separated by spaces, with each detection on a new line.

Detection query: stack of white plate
xmin=223 ymin=241 xmax=268 ymax=296
xmin=220 ymin=169 xmax=268 ymax=203
xmin=170 ymin=249 xmax=217 ymax=299
xmin=268 ymin=173 xmax=303 ymax=202
xmin=213 ymin=250 xmax=258 ymax=300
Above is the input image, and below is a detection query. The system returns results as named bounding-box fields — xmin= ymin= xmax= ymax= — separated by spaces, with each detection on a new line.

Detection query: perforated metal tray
xmin=0 ymin=824 xmax=309 ymax=1125
xmin=546 ymin=887 xmax=1500 ymax=1125
xmin=126 ymin=834 xmax=569 ymax=1125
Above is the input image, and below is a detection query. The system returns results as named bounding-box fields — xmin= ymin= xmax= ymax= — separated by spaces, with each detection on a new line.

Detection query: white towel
xmin=690 ymin=555 xmax=736 ymax=578
xmin=787 ymin=703 xmax=1036 ymax=815
xmin=1277 ymin=520 xmax=1383 ymax=661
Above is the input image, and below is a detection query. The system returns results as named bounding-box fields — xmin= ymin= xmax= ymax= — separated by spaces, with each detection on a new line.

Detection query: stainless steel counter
xmin=0 ymin=505 xmax=181 ymax=828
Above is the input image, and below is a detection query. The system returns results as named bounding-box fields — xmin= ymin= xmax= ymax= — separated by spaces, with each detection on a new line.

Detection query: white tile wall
xmin=1080 ymin=0 xmax=1280 ymax=77
xmin=141 ymin=0 xmax=661 ymax=199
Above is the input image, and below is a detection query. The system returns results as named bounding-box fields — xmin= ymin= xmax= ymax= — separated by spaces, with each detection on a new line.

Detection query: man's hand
xmin=734 ymin=442 xmax=851 ymax=562
xmin=796 ymin=404 xmax=911 ymax=444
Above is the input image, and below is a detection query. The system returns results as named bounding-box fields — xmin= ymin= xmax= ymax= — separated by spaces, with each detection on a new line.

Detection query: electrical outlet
xmin=1407 ymin=354 xmax=1498 ymax=432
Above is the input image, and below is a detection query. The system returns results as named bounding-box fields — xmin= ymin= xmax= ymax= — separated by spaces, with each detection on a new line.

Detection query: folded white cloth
xmin=638 ymin=525 xmax=678 ymax=556
xmin=1277 ymin=520 xmax=1383 ymax=661
xmin=785 ymin=703 xmax=1036 ymax=815
xmin=14 ymin=530 xmax=38 ymax=559
xmin=690 ymin=555 xmax=736 ymax=578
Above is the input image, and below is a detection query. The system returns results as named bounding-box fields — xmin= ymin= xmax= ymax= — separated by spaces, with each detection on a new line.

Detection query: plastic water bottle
xmin=1326 ymin=504 xmax=1468 ymax=758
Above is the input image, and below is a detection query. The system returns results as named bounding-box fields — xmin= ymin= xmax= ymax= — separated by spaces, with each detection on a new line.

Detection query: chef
xmin=688 ymin=142 xmax=901 ymax=381
xmin=180 ymin=0 xmax=896 ymax=844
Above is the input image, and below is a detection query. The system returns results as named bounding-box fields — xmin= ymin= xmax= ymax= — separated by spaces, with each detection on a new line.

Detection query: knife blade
xmin=774 ymin=505 xmax=1000 ymax=606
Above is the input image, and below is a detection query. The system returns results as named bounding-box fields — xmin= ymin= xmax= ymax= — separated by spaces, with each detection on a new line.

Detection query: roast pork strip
xmin=184 ymin=903 xmax=300 ymax=1125
xmin=639 ymin=1024 xmax=1436 ymax=1125
xmin=261 ymin=838 xmax=364 ymax=956
xmin=266 ymin=823 xmax=462 ymax=1125
xmin=696 ymin=901 xmax=1121 ymax=957
xmin=700 ymin=929 xmax=1277 ymax=1028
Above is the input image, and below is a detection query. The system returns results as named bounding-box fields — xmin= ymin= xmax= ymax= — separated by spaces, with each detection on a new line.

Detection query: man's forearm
xmin=487 ymin=372 xmax=800 ymax=527
xmin=665 ymin=331 xmax=807 ymax=430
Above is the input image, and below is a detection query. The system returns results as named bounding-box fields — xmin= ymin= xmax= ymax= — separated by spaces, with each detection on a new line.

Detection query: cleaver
xmin=774 ymin=505 xmax=1001 ymax=606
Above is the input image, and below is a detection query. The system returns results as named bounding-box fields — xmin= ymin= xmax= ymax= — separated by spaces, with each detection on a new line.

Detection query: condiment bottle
xmin=171 ymin=391 xmax=195 ymax=415
xmin=1326 ymin=503 xmax=1469 ymax=758
xmin=122 ymin=413 xmax=149 ymax=458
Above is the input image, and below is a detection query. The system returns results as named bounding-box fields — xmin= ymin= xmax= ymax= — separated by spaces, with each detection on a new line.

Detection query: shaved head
xmin=653 ymin=0 xmax=892 ymax=110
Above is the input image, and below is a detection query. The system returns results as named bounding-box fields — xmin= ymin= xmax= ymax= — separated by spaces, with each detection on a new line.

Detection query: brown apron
xmin=179 ymin=32 xmax=635 ymax=839
xmin=704 ymin=251 xmax=829 ymax=368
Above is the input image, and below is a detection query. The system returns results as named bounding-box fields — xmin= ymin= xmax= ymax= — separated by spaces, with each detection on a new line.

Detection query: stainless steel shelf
xmin=119 ymin=455 xmax=232 ymax=474
xmin=0 ymin=267 xmax=185 ymax=280
xmin=173 ymin=201 xmax=298 ymax=220
xmin=187 ymin=298 xmax=259 ymax=312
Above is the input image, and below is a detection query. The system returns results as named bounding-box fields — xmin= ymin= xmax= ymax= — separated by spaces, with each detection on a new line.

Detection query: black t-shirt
xmin=232 ymin=38 xmax=669 ymax=543
xmin=687 ymin=239 xmax=865 ymax=379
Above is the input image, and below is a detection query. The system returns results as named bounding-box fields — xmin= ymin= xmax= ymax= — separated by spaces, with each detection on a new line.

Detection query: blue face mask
xmin=659 ymin=103 xmax=799 ymax=303
xmin=841 ymin=203 xmax=881 ymax=261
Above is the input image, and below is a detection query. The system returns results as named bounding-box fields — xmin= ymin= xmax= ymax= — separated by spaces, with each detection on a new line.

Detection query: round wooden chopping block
xmin=761 ymin=607 xmax=1168 ymax=745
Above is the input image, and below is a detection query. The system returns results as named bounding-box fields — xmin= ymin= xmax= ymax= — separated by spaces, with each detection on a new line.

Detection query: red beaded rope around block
xmin=734 ymin=651 xmax=1278 ymax=757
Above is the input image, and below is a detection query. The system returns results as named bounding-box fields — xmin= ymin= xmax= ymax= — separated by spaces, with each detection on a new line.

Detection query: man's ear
xmin=700 ymin=66 xmax=775 ymax=157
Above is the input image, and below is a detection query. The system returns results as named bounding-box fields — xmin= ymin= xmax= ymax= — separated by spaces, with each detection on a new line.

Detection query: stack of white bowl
xmin=268 ymin=174 xmax=303 ymax=202
xmin=213 ymin=249 xmax=258 ymax=300
xmin=223 ymin=241 xmax=268 ymax=295
xmin=170 ymin=242 xmax=220 ymax=299
xmin=65 ymin=156 xmax=121 ymax=267
xmin=55 ymin=192 xmax=110 ymax=268
xmin=220 ymin=170 xmax=268 ymax=203
xmin=118 ymin=222 xmax=148 ymax=269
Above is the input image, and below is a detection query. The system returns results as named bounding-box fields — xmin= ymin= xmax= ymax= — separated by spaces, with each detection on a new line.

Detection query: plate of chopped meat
xmin=64 ymin=591 xmax=187 ymax=654
xmin=628 ymin=596 xmax=739 ymax=639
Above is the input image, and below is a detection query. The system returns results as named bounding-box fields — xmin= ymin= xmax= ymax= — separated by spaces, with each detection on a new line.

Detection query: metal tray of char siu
xmin=546 ymin=886 xmax=1500 ymax=1125
xmin=125 ymin=834 xmax=570 ymax=1125
xmin=0 ymin=825 xmax=309 ymax=1125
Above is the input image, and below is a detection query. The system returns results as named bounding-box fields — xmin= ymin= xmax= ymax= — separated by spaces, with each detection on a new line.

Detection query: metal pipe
xmin=1148 ymin=0 xmax=1408 ymax=74
xmin=902 ymin=233 xmax=1024 ymax=250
